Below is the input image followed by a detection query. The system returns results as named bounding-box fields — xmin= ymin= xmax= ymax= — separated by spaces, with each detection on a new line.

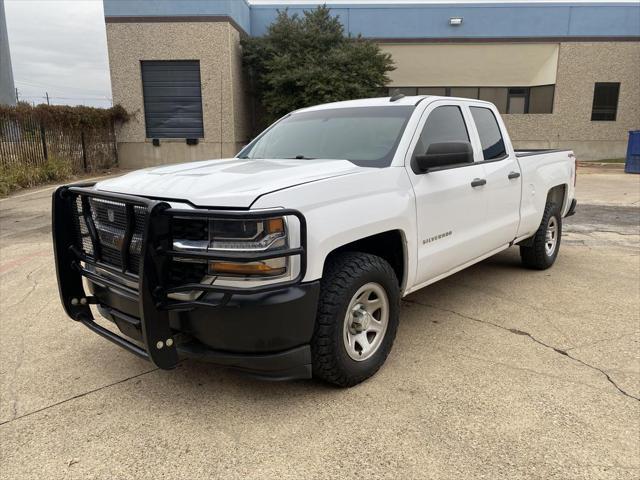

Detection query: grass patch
xmin=0 ymin=156 xmax=73 ymax=197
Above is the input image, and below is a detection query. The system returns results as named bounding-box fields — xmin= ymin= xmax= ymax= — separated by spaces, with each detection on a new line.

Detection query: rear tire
xmin=520 ymin=201 xmax=562 ymax=270
xmin=311 ymin=252 xmax=400 ymax=387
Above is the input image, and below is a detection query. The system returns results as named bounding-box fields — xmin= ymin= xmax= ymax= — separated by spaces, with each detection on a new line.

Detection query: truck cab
xmin=53 ymin=95 xmax=576 ymax=386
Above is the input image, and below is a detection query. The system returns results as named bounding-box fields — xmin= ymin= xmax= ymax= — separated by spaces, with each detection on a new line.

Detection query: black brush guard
xmin=52 ymin=183 xmax=307 ymax=370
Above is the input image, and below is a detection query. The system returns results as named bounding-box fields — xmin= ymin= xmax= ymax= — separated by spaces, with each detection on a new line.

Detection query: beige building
xmin=104 ymin=1 xmax=640 ymax=167
xmin=106 ymin=20 xmax=250 ymax=168
xmin=383 ymin=41 xmax=640 ymax=160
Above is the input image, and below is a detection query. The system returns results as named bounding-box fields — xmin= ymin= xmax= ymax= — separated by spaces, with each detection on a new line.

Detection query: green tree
xmin=241 ymin=6 xmax=395 ymax=128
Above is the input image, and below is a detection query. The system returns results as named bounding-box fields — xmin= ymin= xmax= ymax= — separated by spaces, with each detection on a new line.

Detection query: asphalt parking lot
xmin=1 ymin=166 xmax=638 ymax=479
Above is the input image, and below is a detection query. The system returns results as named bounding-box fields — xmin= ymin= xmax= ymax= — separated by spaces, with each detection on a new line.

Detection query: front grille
xmin=130 ymin=205 xmax=147 ymax=273
xmin=92 ymin=198 xmax=125 ymax=270
xmin=72 ymin=195 xmax=148 ymax=274
xmin=73 ymin=197 xmax=94 ymax=256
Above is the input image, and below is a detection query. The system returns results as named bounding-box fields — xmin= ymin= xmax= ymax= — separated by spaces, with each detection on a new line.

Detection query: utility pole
xmin=45 ymin=92 xmax=49 ymax=105
xmin=14 ymin=87 xmax=18 ymax=103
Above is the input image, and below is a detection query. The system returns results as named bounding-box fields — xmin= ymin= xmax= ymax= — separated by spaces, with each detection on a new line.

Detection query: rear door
xmin=405 ymin=100 xmax=489 ymax=285
xmin=468 ymin=105 xmax=521 ymax=248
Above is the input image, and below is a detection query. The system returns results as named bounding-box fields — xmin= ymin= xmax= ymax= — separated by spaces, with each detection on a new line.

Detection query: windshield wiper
xmin=285 ymin=155 xmax=316 ymax=160
xmin=238 ymin=155 xmax=316 ymax=160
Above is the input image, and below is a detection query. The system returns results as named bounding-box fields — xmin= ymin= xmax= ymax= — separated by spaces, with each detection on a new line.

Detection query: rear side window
xmin=470 ymin=107 xmax=507 ymax=160
xmin=413 ymin=106 xmax=469 ymax=158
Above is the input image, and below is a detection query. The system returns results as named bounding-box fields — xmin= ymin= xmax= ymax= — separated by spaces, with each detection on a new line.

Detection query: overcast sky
xmin=3 ymin=0 xmax=633 ymax=108
xmin=5 ymin=0 xmax=111 ymax=107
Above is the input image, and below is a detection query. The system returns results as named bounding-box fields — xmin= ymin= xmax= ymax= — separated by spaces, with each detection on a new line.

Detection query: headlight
xmin=208 ymin=217 xmax=288 ymax=277
xmin=209 ymin=217 xmax=286 ymax=252
xmin=172 ymin=215 xmax=295 ymax=282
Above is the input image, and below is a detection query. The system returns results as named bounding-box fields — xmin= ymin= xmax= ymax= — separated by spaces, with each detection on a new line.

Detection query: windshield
xmin=238 ymin=106 xmax=415 ymax=167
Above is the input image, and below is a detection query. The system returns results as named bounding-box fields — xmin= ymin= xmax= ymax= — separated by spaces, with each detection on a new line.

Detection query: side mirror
xmin=414 ymin=142 xmax=474 ymax=173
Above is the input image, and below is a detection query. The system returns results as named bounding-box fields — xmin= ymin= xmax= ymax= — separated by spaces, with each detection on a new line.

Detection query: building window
xmin=392 ymin=87 xmax=418 ymax=96
xmin=507 ymin=88 xmax=528 ymax=114
xmin=141 ymin=60 xmax=204 ymax=139
xmin=479 ymin=87 xmax=508 ymax=114
xmin=529 ymin=85 xmax=555 ymax=114
xmin=388 ymin=85 xmax=554 ymax=114
xmin=418 ymin=87 xmax=446 ymax=96
xmin=449 ymin=87 xmax=479 ymax=100
xmin=470 ymin=107 xmax=507 ymax=160
xmin=591 ymin=82 xmax=620 ymax=121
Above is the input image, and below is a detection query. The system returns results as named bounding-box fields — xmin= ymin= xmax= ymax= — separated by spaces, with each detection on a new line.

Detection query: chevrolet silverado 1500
xmin=53 ymin=95 xmax=577 ymax=386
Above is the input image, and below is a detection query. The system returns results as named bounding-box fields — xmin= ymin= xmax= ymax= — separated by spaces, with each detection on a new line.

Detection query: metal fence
xmin=0 ymin=110 xmax=118 ymax=173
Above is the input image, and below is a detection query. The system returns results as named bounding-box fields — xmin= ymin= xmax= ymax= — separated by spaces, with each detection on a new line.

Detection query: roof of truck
xmin=296 ymin=95 xmax=494 ymax=113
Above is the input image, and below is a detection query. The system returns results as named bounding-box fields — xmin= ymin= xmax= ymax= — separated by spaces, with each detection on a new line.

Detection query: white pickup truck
xmin=53 ymin=95 xmax=576 ymax=387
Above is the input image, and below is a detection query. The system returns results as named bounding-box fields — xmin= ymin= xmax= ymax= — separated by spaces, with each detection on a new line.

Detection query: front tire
xmin=311 ymin=252 xmax=400 ymax=387
xmin=520 ymin=201 xmax=562 ymax=270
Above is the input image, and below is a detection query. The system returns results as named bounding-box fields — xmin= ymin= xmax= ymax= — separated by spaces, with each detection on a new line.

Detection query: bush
xmin=0 ymin=156 xmax=73 ymax=197
xmin=0 ymin=103 xmax=129 ymax=129
xmin=0 ymin=102 xmax=129 ymax=129
xmin=241 ymin=6 xmax=395 ymax=128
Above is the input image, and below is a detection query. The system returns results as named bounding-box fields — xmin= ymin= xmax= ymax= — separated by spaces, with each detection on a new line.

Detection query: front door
xmin=406 ymin=102 xmax=489 ymax=285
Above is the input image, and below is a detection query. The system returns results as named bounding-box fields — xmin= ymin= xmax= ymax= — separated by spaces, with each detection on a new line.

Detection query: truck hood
xmin=95 ymin=158 xmax=363 ymax=207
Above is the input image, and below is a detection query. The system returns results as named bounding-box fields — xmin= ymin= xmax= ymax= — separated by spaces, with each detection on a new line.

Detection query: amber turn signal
xmin=267 ymin=217 xmax=285 ymax=234
xmin=209 ymin=259 xmax=286 ymax=277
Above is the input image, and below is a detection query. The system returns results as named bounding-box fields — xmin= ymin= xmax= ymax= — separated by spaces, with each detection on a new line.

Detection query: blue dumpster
xmin=625 ymin=130 xmax=640 ymax=174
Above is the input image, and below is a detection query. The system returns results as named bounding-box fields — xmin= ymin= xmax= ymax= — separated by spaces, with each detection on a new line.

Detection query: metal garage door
xmin=140 ymin=60 xmax=204 ymax=139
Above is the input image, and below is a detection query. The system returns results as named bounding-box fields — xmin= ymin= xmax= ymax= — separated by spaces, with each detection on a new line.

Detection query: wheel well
xmin=517 ymin=184 xmax=567 ymax=248
xmin=327 ymin=230 xmax=405 ymax=288
xmin=547 ymin=184 xmax=567 ymax=209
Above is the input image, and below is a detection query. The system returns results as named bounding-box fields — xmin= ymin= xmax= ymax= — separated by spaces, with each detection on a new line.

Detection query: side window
xmin=413 ymin=106 xmax=469 ymax=159
xmin=470 ymin=107 xmax=507 ymax=160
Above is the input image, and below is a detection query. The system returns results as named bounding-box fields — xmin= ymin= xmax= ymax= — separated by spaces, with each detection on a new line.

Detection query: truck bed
xmin=515 ymin=148 xmax=576 ymax=240
xmin=515 ymin=149 xmax=572 ymax=158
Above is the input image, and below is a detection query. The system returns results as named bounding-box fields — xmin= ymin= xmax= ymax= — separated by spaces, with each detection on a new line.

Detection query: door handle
xmin=471 ymin=178 xmax=487 ymax=188
xmin=508 ymin=171 xmax=521 ymax=179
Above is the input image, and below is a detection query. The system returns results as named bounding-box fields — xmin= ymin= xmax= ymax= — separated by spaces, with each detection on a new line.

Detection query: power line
xmin=21 ymin=95 xmax=112 ymax=100
xmin=18 ymin=94 xmax=114 ymax=107
xmin=14 ymin=79 xmax=110 ymax=96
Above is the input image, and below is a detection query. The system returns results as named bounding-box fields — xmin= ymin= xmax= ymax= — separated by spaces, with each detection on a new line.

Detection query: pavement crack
xmin=3 ymin=265 xmax=42 ymax=308
xmin=403 ymin=299 xmax=640 ymax=402
xmin=0 ymin=367 xmax=159 ymax=427
xmin=565 ymin=331 xmax=640 ymax=352
xmin=455 ymin=352 xmax=631 ymax=397
xmin=454 ymin=283 xmax=573 ymax=342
